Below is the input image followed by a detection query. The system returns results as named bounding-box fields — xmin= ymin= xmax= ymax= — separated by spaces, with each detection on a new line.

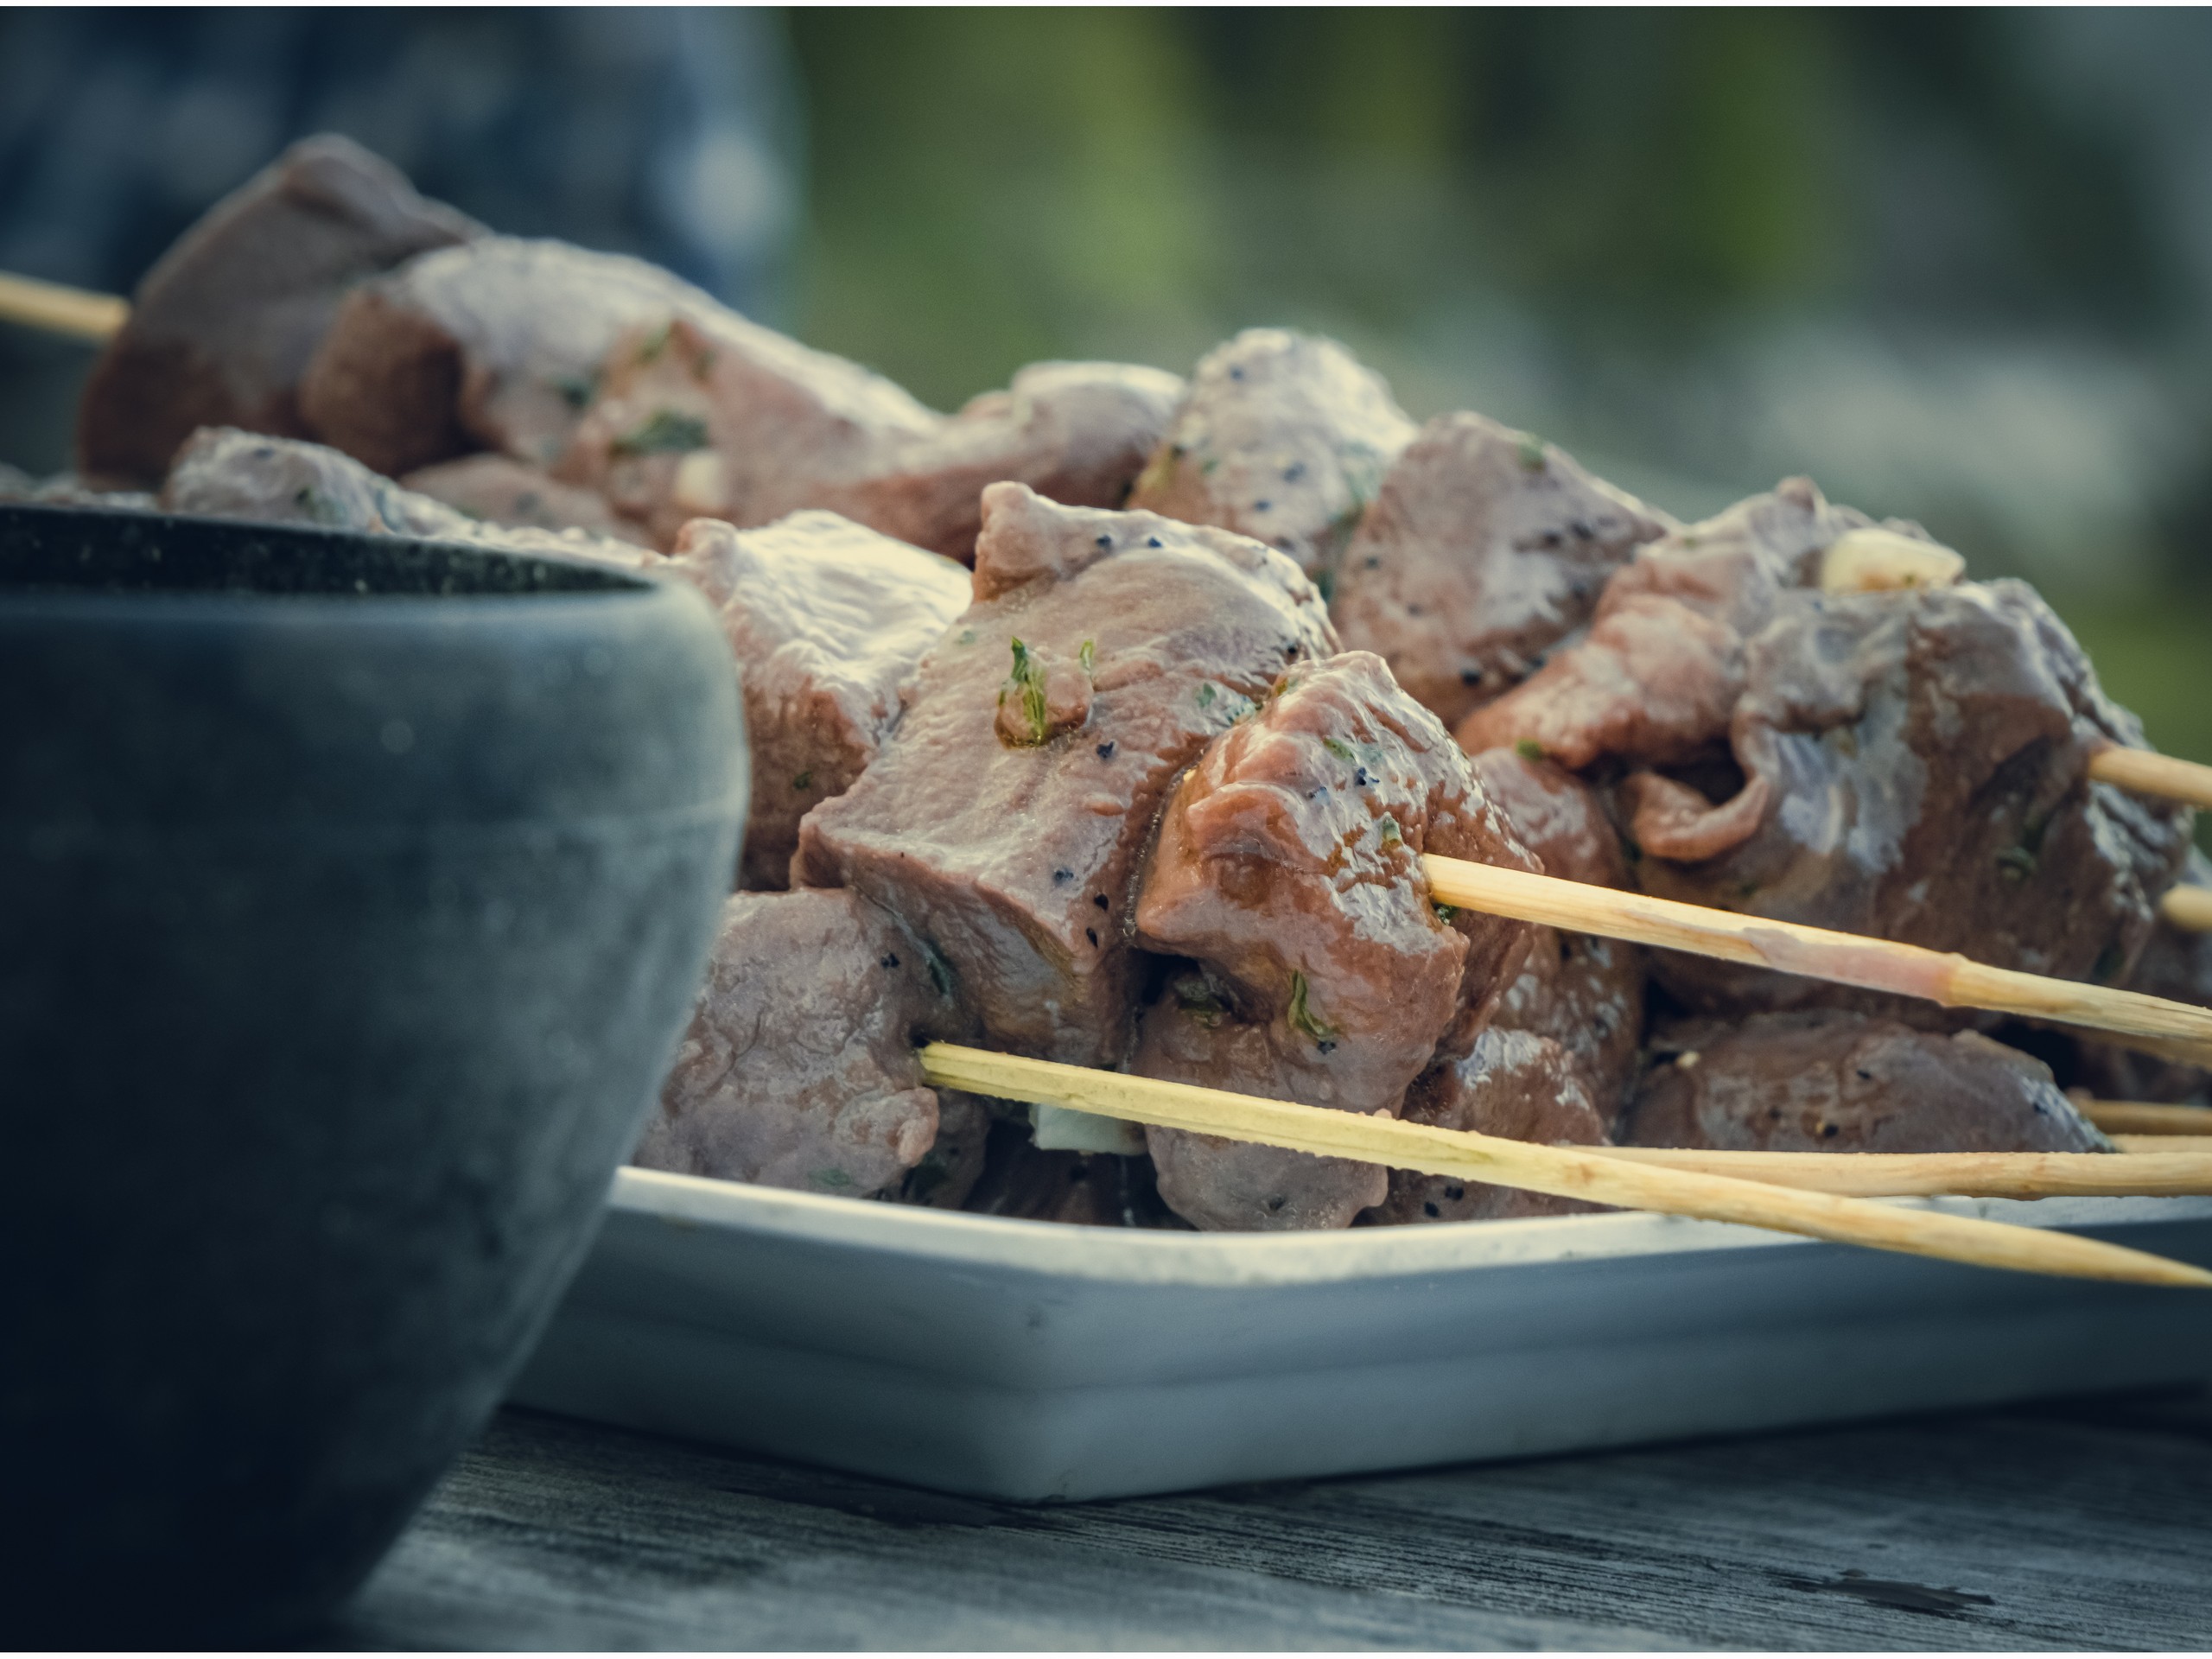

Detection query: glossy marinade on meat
xmin=1622 ymin=1012 xmax=2111 ymax=1154
xmin=1332 ymin=413 xmax=1674 ymax=728
xmin=795 ymin=481 xmax=1338 ymax=1069
xmin=1368 ymin=1027 xmax=1611 ymax=1226
xmin=158 ymin=427 xmax=654 ymax=569
xmin=2056 ymin=851 xmax=2212 ymax=1104
xmin=665 ymin=512 xmax=972 ymax=890
xmin=1459 ymin=476 xmax=2194 ymax=1024
xmin=1128 ymin=651 xmax=1540 ymax=1230
xmin=1457 ymin=476 xmax=1898 ymax=769
xmin=1128 ymin=328 xmax=1418 ymax=587
xmin=1625 ymin=579 xmax=2192 ymax=1021
xmin=1465 ymin=747 xmax=1647 ymax=1116
xmin=635 ymin=889 xmax=982 ymax=1205
xmin=77 ymin=135 xmax=480 ymax=486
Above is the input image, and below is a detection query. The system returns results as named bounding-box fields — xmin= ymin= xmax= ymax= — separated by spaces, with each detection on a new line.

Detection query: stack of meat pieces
xmin=73 ymin=136 xmax=1185 ymax=568
xmin=46 ymin=131 xmax=2204 ymax=1231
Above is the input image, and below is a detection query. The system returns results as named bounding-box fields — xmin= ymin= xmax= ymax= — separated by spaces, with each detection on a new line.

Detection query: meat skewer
xmin=1422 ymin=855 xmax=2212 ymax=1066
xmin=2082 ymin=1099 xmax=2212 ymax=1135
xmin=1580 ymin=1143 xmax=2212 ymax=1198
xmin=917 ymin=1042 xmax=2212 ymax=1285
xmin=2163 ymin=886 xmax=2212 ymax=932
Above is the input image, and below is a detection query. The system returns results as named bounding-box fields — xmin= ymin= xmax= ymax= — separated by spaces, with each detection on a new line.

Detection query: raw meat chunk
xmin=158 ymin=428 xmax=653 ymax=569
xmin=634 ymin=889 xmax=974 ymax=1201
xmin=1332 ymin=413 xmax=1673 ymax=728
xmin=300 ymin=237 xmax=726 ymax=477
xmin=1128 ymin=328 xmax=1418 ymax=585
xmin=1130 ymin=651 xmax=1540 ymax=1230
xmin=1366 ymin=1028 xmax=1611 ymax=1225
xmin=77 ymin=134 xmax=479 ymax=484
xmin=1625 ymin=580 xmax=2193 ymax=1021
xmin=666 ymin=512 xmax=971 ymax=889
xmin=1622 ymin=1012 xmax=2111 ymax=1153
xmin=1467 ymin=747 xmax=1647 ymax=1114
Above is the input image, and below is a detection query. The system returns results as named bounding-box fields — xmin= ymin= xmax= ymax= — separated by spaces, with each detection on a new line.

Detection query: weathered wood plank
xmin=327 ymin=1389 xmax=2212 ymax=1651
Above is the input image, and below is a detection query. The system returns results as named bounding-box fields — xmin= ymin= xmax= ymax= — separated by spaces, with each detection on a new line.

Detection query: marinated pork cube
xmin=1332 ymin=413 xmax=1674 ymax=728
xmin=1366 ymin=1028 xmax=1611 ymax=1225
xmin=667 ymin=512 xmax=971 ymax=889
xmin=831 ymin=359 xmax=1185 ymax=560
xmin=300 ymin=237 xmax=727 ymax=478
xmin=1623 ymin=580 xmax=2192 ymax=1021
xmin=1129 ymin=651 xmax=1541 ymax=1231
xmin=1127 ymin=328 xmax=1419 ymax=586
xmin=1622 ymin=1013 xmax=2112 ymax=1154
xmin=635 ymin=888 xmax=978 ymax=1203
xmin=77 ymin=134 xmax=480 ymax=485
xmin=2062 ymin=852 xmax=2212 ymax=1104
xmin=160 ymin=428 xmax=652 ymax=569
xmin=1457 ymin=477 xmax=1913 ymax=767
xmin=1468 ymin=747 xmax=1646 ymax=1114
xmin=554 ymin=312 xmax=944 ymax=548
xmin=795 ymin=481 xmax=1338 ymax=1066
xmin=400 ymin=453 xmax=658 ymax=548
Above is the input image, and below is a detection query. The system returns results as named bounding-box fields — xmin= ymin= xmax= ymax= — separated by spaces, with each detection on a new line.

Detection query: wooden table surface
xmin=327 ymin=1387 xmax=2212 ymax=1650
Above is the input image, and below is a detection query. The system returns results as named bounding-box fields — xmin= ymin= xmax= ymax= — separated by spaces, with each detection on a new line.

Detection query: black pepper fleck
xmin=1094 ymin=534 xmax=1112 ymax=549
xmin=1096 ymin=741 xmax=1116 ymax=760
xmin=1093 ymin=893 xmax=1109 ymax=910
xmin=880 ymin=954 xmax=899 ymax=969
xmin=1085 ymin=927 xmax=1099 ymax=946
xmin=1147 ymin=536 xmax=1162 ymax=548
xmin=1052 ymin=868 xmax=1074 ymax=885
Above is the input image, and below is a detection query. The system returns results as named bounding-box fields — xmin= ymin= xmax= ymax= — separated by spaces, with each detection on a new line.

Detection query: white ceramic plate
xmin=510 ymin=1170 xmax=2212 ymax=1501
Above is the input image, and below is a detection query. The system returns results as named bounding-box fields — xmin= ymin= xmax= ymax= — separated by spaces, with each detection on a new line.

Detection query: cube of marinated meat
xmin=556 ymin=316 xmax=1183 ymax=559
xmin=1134 ymin=1008 xmax=1393 ymax=1230
xmin=300 ymin=238 xmax=728 ymax=478
xmin=400 ymin=454 xmax=657 ymax=549
xmin=1366 ymin=1028 xmax=1612 ymax=1226
xmin=634 ymin=888 xmax=979 ymax=1203
xmin=794 ymin=481 xmax=1338 ymax=1067
xmin=1624 ymin=580 xmax=2193 ymax=1023
xmin=160 ymin=428 xmax=653 ymax=569
xmin=1467 ymin=747 xmax=1647 ymax=1114
xmin=1130 ymin=652 xmax=1541 ymax=1231
xmin=1332 ymin=414 xmax=1675 ymax=728
xmin=1457 ymin=477 xmax=1916 ymax=767
xmin=2060 ymin=853 xmax=2212 ymax=1104
xmin=831 ymin=359 xmax=1186 ymax=560
xmin=667 ymin=512 xmax=972 ymax=889
xmin=1622 ymin=1013 xmax=2111 ymax=1153
xmin=1127 ymin=328 xmax=1419 ymax=585
xmin=78 ymin=135 xmax=480 ymax=485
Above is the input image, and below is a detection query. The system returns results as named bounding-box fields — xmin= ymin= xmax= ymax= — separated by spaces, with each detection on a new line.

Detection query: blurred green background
xmin=784 ymin=7 xmax=2212 ymax=816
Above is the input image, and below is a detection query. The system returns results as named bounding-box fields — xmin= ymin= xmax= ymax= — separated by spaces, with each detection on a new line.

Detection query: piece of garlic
xmin=1820 ymin=527 xmax=1966 ymax=594
xmin=671 ymin=448 xmax=728 ymax=516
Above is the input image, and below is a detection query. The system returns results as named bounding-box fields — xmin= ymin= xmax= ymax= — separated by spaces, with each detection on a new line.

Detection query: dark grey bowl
xmin=0 ymin=505 xmax=746 ymax=1644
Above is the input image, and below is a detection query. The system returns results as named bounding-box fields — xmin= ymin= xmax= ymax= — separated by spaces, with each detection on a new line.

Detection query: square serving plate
xmin=510 ymin=1170 xmax=2212 ymax=1502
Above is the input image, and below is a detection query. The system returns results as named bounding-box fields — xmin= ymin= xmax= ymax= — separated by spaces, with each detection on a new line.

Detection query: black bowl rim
xmin=0 ymin=500 xmax=665 ymax=608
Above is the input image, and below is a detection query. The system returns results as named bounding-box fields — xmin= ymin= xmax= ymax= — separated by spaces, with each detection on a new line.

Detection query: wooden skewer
xmin=0 ymin=270 xmax=127 ymax=342
xmin=2159 ymin=885 xmax=2212 ymax=934
xmin=2110 ymin=1135 xmax=2212 ymax=1154
xmin=2080 ymin=1099 xmax=2212 ymax=1136
xmin=2090 ymin=746 xmax=2212 ymax=812
xmin=918 ymin=1043 xmax=2212 ymax=1287
xmin=1423 ymin=856 xmax=2212 ymax=1069
xmin=1580 ymin=1144 xmax=2212 ymax=1198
